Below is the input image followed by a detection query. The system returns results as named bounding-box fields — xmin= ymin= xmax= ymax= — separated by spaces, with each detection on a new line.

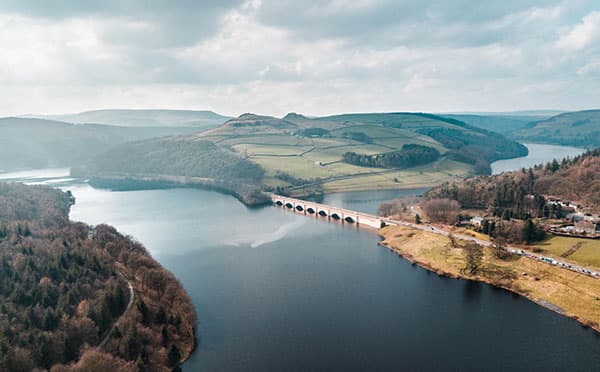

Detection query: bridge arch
xmin=269 ymin=193 xmax=389 ymax=229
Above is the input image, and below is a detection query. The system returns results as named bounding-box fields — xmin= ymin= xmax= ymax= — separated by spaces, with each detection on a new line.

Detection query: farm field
xmin=533 ymin=236 xmax=600 ymax=269
xmin=177 ymin=112 xmax=529 ymax=195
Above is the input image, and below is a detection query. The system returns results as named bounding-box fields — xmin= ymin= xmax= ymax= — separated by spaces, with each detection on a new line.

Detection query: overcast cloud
xmin=0 ymin=0 xmax=598 ymax=117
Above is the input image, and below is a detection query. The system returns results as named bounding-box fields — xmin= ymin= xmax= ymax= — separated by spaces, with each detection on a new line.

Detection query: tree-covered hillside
xmin=439 ymin=114 xmax=540 ymax=136
xmin=513 ymin=110 xmax=600 ymax=147
xmin=0 ymin=118 xmax=202 ymax=171
xmin=425 ymin=149 xmax=600 ymax=215
xmin=0 ymin=183 xmax=196 ymax=371
xmin=79 ymin=136 xmax=269 ymax=205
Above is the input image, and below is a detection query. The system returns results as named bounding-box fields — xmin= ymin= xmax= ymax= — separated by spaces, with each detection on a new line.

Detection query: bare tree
xmin=421 ymin=198 xmax=461 ymax=224
xmin=461 ymin=242 xmax=483 ymax=275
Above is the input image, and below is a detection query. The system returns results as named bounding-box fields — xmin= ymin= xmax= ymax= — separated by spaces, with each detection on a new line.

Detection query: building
xmin=469 ymin=216 xmax=483 ymax=227
xmin=573 ymin=221 xmax=599 ymax=235
xmin=565 ymin=212 xmax=585 ymax=222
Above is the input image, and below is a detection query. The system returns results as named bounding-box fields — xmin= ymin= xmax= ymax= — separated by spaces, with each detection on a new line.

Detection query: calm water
xmin=491 ymin=143 xmax=585 ymax=175
xmin=2 ymin=142 xmax=599 ymax=371
xmin=317 ymin=188 xmax=429 ymax=215
xmin=61 ymin=184 xmax=599 ymax=371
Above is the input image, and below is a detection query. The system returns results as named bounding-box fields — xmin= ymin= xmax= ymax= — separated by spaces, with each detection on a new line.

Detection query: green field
xmin=184 ymin=112 xmax=527 ymax=194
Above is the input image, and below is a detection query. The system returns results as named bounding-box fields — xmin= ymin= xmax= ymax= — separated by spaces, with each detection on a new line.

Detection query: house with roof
xmin=573 ymin=220 xmax=599 ymax=235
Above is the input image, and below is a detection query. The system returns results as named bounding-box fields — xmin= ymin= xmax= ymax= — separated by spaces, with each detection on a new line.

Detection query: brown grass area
xmin=379 ymin=225 xmax=600 ymax=332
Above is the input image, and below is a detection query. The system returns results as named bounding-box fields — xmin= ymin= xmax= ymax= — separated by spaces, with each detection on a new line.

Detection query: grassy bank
xmin=379 ymin=225 xmax=600 ymax=332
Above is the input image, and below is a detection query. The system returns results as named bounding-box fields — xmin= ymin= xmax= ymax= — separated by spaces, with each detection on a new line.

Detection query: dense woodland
xmin=78 ymin=137 xmax=269 ymax=205
xmin=0 ymin=183 xmax=196 ymax=371
xmin=83 ymin=138 xmax=264 ymax=183
xmin=343 ymin=144 xmax=441 ymax=168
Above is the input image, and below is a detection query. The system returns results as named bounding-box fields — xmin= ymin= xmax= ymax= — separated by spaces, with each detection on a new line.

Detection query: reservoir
xmin=491 ymin=143 xmax=585 ymax=175
xmin=66 ymin=184 xmax=600 ymax=371
xmin=1 ymin=142 xmax=598 ymax=371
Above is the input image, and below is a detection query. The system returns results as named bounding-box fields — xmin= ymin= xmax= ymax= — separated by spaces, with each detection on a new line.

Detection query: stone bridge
xmin=270 ymin=194 xmax=394 ymax=229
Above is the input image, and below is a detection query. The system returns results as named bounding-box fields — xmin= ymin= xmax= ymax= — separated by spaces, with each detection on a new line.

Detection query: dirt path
xmin=98 ymin=271 xmax=135 ymax=349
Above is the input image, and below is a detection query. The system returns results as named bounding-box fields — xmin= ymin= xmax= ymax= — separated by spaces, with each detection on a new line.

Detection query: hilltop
xmin=513 ymin=110 xmax=600 ymax=148
xmin=0 ymin=117 xmax=202 ymax=171
xmin=439 ymin=114 xmax=543 ymax=136
xmin=82 ymin=111 xmax=527 ymax=199
xmin=0 ymin=183 xmax=196 ymax=371
xmin=25 ymin=109 xmax=230 ymax=128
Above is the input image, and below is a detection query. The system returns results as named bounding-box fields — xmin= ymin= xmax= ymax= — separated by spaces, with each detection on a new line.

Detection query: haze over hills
xmin=0 ymin=117 xmax=204 ymax=171
xmin=24 ymin=109 xmax=231 ymax=129
xmin=513 ymin=110 xmax=600 ymax=148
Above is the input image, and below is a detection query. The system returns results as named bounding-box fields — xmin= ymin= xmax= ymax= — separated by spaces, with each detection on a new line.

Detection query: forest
xmin=0 ymin=183 xmax=196 ymax=371
xmin=76 ymin=136 xmax=270 ymax=205
xmin=342 ymin=144 xmax=441 ymax=168
xmin=81 ymin=137 xmax=264 ymax=184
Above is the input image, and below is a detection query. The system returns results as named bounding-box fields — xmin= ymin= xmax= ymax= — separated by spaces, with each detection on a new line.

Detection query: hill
xmin=439 ymin=114 xmax=541 ymax=136
xmin=0 ymin=117 xmax=203 ymax=171
xmin=78 ymin=136 xmax=268 ymax=205
xmin=0 ymin=183 xmax=196 ymax=371
xmin=513 ymin=110 xmax=600 ymax=147
xmin=84 ymin=111 xmax=527 ymax=198
xmin=25 ymin=109 xmax=230 ymax=129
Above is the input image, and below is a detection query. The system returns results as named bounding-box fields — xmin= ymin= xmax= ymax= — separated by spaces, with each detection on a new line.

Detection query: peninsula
xmin=0 ymin=183 xmax=196 ymax=371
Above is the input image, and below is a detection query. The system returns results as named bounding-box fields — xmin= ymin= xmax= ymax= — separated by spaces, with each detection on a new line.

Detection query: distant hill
xmin=438 ymin=114 xmax=542 ymax=136
xmin=0 ymin=117 xmax=202 ymax=171
xmin=445 ymin=110 xmax=564 ymax=117
xmin=513 ymin=110 xmax=600 ymax=148
xmin=24 ymin=109 xmax=231 ymax=129
xmin=85 ymin=111 xmax=528 ymax=199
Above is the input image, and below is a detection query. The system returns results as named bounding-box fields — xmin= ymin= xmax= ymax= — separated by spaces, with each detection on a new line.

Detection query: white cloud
xmin=577 ymin=60 xmax=600 ymax=75
xmin=0 ymin=1 xmax=599 ymax=116
xmin=557 ymin=11 xmax=600 ymax=50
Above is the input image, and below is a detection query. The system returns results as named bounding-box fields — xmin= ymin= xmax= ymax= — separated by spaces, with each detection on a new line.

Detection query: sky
xmin=0 ymin=0 xmax=599 ymax=117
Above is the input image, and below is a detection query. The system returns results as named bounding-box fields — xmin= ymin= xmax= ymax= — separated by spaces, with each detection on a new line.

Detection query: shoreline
xmin=377 ymin=226 xmax=600 ymax=334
